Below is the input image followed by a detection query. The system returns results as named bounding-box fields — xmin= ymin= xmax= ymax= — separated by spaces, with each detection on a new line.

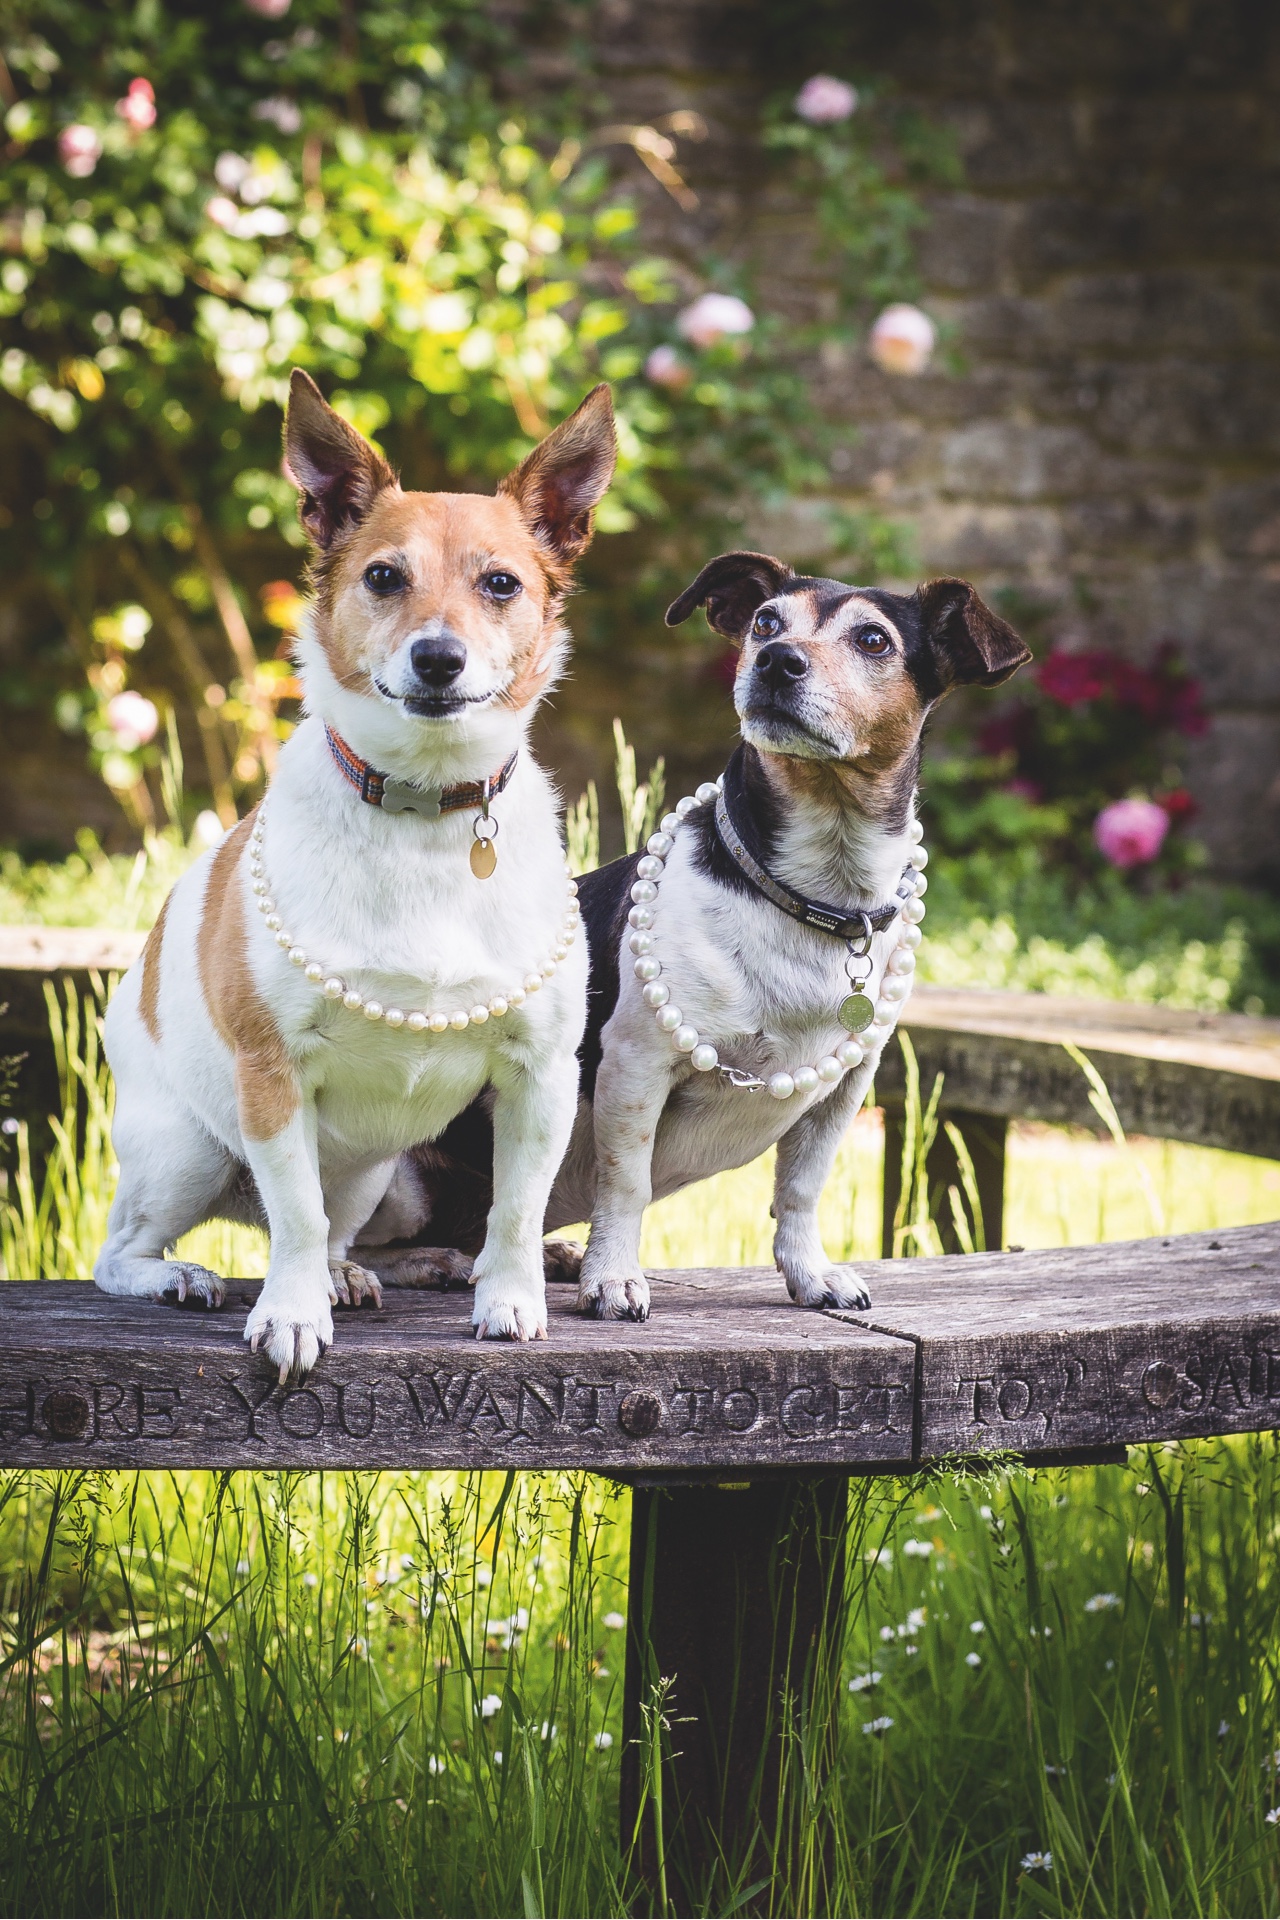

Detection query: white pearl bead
xmin=629 ymin=931 xmax=653 ymax=956
xmin=553 ymin=944 xmax=568 ymax=961
xmin=768 ymin=1072 xmax=795 ymax=1100
xmin=908 ymin=818 xmax=924 ymax=843
xmin=252 ymin=878 xmax=267 ymax=895
xmin=524 ymin=972 xmax=543 ymax=992
xmin=541 ymin=961 xmax=556 ymax=978
xmin=275 ymin=930 xmax=293 ymax=948
xmin=816 ymin=1056 xmax=843 ymax=1083
xmin=634 ymin=956 xmax=661 ymax=982
xmin=323 ymin=977 xmax=345 ymax=1000
xmin=642 ymin=981 xmax=670 ymax=1008
xmin=901 ymin=924 xmax=923 ymax=949
xmin=904 ymin=898 xmax=926 ymax=925
xmin=449 ymin=1011 xmax=469 ymax=1030
xmin=913 ymin=872 xmax=928 ymax=895
xmin=343 ymin=990 xmax=363 ymax=1011
xmin=428 ymin=1012 xmax=450 ymax=1033
xmin=470 ymin=1005 xmax=489 ymax=1024
xmin=690 ymin=1042 xmax=719 ymax=1071
xmin=305 ymin=963 xmax=324 ymax=983
xmin=660 ymin=813 xmax=680 ymax=835
xmin=792 ymin=1065 xmax=820 ymax=1094
xmin=695 ymin=781 xmax=719 ymax=804
xmin=673 ymin=1024 xmax=699 ymax=1052
xmin=288 ymin=947 xmax=307 ymax=966
xmin=909 ymin=845 xmax=928 ymax=870
xmin=507 ymin=988 xmax=526 ymax=1008
xmin=363 ymin=1001 xmax=384 ymax=1021
xmin=874 ymin=1001 xmax=897 ymax=1024
xmin=636 ymin=854 xmax=664 ymax=882
xmin=647 ymin=832 xmax=673 ymax=858
xmin=888 ymin=949 xmax=916 ymax=975
xmin=265 ymin=914 xmax=282 ymax=931
xmin=384 ymin=1008 xmax=405 ymax=1028
xmin=675 ymin=796 xmax=697 ymax=819
xmin=489 ymin=997 xmax=508 ymax=1017
xmin=836 ymin=1038 xmax=864 ymax=1070
xmin=407 ymin=1011 xmax=428 ymax=1032
xmin=628 ymin=905 xmax=654 ymax=930
xmin=567 ymin=878 xmax=578 ymax=895
xmin=631 ymin=880 xmax=657 ymax=905
xmin=656 ymin=1004 xmax=683 ymax=1032
xmin=882 ymin=972 xmax=910 ymax=998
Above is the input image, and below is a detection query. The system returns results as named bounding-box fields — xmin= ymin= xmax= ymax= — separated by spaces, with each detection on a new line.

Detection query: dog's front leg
xmin=772 ymin=1070 xmax=873 ymax=1311
xmin=575 ymin=1040 xmax=673 ymax=1322
xmin=471 ymin=1049 xmax=580 ymax=1342
xmin=239 ymin=1069 xmax=335 ymax=1381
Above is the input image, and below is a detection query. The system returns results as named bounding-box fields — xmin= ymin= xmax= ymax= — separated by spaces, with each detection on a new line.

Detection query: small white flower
xmin=1021 ymin=1850 xmax=1053 ymax=1872
xmin=493 ymin=1750 xmax=503 ymax=1766
xmin=1044 ymin=1763 xmax=1065 ymax=1778
xmin=603 ymin=1611 xmax=626 ymax=1631
xmin=1218 ymin=1719 xmax=1231 ymax=1738
xmin=965 ymin=1651 xmax=982 ymax=1668
xmin=539 ymin=1722 xmax=558 ymax=1741
xmin=234 ymin=1559 xmax=251 ymax=1575
xmin=904 ymin=1644 xmax=919 ymax=1657
xmin=1084 ymin=1592 xmax=1121 ymax=1613
xmin=593 ymin=1730 xmax=613 ymax=1750
xmin=1105 ymin=1659 xmax=1116 ymax=1671
xmin=865 ymin=1547 xmax=893 ymax=1567
xmin=596 ymin=1666 xmax=610 ymax=1680
xmin=906 ymin=1607 xmax=927 ymax=1632
xmin=302 ymin=1572 xmax=318 ymax=1589
xmin=862 ymin=1715 xmax=894 ymax=1736
xmin=868 ymin=304 xmax=936 ymax=377
xmin=970 ymin=1620 xmax=985 ymax=1634
xmin=479 ymin=1693 xmax=502 ymax=1719
xmin=352 ymin=1637 xmax=368 ymax=1659
xmin=1267 ymin=1808 xmax=1280 ymax=1827
xmin=879 ymin=1625 xmax=896 ymax=1643
xmin=902 ymin=1539 xmax=933 ymax=1558
xmin=476 ymin=1567 xmax=492 ymax=1587
xmin=514 ymin=1607 xmax=529 ymax=1631
xmin=427 ymin=1754 xmax=445 ymax=1776
xmin=1190 ymin=1611 xmax=1213 ymax=1626
xmin=848 ymin=1671 xmax=883 ymax=1693
xmin=794 ymin=74 xmax=858 ymax=124
xmin=979 ymin=1506 xmax=994 ymax=1521
xmin=676 ymin=293 xmax=754 ymax=350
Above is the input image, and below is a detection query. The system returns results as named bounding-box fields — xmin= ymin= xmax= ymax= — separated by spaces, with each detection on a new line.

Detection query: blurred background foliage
xmin=0 ymin=0 xmax=1277 ymax=1009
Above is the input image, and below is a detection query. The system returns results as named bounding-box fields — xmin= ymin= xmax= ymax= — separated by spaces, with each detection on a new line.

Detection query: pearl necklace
xmin=626 ymin=778 xmax=927 ymax=1098
xmin=247 ymin=806 xmax=581 ymax=1032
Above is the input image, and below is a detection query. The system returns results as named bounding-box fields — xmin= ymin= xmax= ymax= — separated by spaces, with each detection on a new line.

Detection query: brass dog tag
xmin=839 ymin=991 xmax=874 ymax=1033
xmin=470 ymin=837 xmax=497 ymax=879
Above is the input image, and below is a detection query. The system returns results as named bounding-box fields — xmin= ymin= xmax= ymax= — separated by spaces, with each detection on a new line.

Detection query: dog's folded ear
xmin=666 ymin=551 xmax=794 ymax=641
xmin=499 ymin=384 xmax=617 ymax=568
xmin=916 ymin=577 xmax=1031 ymax=688
xmin=285 ymin=370 xmax=397 ymax=550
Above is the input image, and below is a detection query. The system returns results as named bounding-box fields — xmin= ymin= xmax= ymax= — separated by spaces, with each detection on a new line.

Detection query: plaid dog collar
xmin=325 ymin=725 xmax=518 ymax=820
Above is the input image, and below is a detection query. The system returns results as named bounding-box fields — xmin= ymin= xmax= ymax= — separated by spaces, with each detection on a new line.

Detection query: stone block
xmin=1182 ymin=711 xmax=1280 ymax=884
xmin=916 ymin=502 xmax=1065 ymax=578
xmin=937 ymin=421 xmax=1103 ymax=501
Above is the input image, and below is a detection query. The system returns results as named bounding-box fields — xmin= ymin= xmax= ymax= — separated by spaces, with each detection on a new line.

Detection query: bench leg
xmin=881 ymin=1107 xmax=1008 ymax=1255
xmin=620 ymin=1475 xmax=846 ymax=1912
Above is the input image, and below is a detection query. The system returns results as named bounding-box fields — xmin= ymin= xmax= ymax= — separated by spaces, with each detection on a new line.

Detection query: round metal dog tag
xmin=839 ymin=991 xmax=875 ymax=1033
xmin=470 ymin=837 xmax=497 ymax=879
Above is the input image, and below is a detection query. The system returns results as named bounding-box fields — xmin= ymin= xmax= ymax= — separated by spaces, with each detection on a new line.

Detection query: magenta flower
xmin=58 ymin=124 xmax=102 ymax=178
xmin=794 ymin=75 xmax=858 ymax=124
xmin=868 ymin=304 xmax=936 ymax=376
xmin=117 ymin=78 xmax=156 ymax=132
xmin=676 ymin=293 xmax=754 ymax=350
xmin=645 ymin=345 xmax=691 ymax=390
xmin=1093 ymin=798 xmax=1170 ymax=869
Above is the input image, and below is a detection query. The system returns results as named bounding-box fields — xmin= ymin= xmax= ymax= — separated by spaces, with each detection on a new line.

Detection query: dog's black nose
xmin=410 ymin=634 xmax=467 ymax=687
xmin=755 ymin=641 xmax=809 ymax=687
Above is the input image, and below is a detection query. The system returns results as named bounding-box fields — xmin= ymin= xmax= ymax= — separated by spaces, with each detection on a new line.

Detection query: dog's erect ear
xmin=284 ymin=369 xmax=397 ymax=550
xmin=915 ymin=577 xmax=1031 ymax=689
xmin=499 ymin=384 xmax=617 ymax=567
xmin=665 ymin=550 xmax=794 ymax=641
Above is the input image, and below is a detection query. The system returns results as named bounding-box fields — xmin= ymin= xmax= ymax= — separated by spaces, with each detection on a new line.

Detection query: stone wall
xmin=577 ymin=0 xmax=1280 ymax=881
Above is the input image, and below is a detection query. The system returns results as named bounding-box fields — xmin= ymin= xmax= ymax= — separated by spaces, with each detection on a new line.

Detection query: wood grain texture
xmin=0 ymin=1274 xmax=915 ymax=1471
xmin=3 ymin=1224 xmax=1278 ymax=1469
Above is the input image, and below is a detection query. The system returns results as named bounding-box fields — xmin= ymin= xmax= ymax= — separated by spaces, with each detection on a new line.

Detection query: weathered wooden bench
xmin=4 ymin=927 xmax=1280 ymax=1897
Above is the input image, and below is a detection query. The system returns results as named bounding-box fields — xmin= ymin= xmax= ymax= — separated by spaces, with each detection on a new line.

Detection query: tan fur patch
xmin=197 ymin=809 xmax=299 ymax=1141
xmin=139 ymin=888 xmax=171 ymax=1044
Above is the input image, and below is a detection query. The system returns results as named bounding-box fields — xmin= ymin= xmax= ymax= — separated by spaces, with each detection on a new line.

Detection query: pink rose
xmin=106 ymin=691 xmax=160 ymax=751
xmin=205 ymin=195 xmax=240 ymax=230
xmin=676 ymin=293 xmax=754 ymax=350
xmin=645 ymin=345 xmax=692 ymax=390
xmin=1093 ymin=798 xmax=1170 ymax=869
xmin=244 ymin=0 xmax=291 ymax=15
xmin=868 ymin=304 xmax=936 ymax=376
xmin=58 ymin=124 xmax=102 ymax=178
xmin=117 ymin=78 xmax=156 ymax=132
xmin=794 ymin=75 xmax=858 ymax=125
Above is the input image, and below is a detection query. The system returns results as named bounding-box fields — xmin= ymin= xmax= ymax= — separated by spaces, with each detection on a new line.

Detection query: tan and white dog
xmin=94 ymin=371 xmax=615 ymax=1376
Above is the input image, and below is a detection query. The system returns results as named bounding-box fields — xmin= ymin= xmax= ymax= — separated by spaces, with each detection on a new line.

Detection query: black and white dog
xmin=360 ymin=551 xmax=1030 ymax=1323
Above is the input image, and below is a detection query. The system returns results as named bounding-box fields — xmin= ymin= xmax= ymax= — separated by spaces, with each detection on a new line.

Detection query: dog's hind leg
xmin=95 ymin=1089 xmax=235 ymax=1308
xmin=322 ymin=1159 xmax=394 ymax=1310
xmin=772 ymin=1071 xmax=873 ymax=1311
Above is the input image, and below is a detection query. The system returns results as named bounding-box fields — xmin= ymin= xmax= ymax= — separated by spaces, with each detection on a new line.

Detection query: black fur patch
xmin=688 ymin=744 xmax=784 ymax=897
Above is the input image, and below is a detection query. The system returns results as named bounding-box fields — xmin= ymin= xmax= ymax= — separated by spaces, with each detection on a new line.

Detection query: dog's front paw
xmin=575 ymin=1271 xmax=650 ymax=1322
xmin=472 ymin=1282 xmax=548 ymax=1342
xmin=244 ymin=1293 xmax=334 ymax=1383
xmin=329 ymin=1260 xmax=383 ymax=1310
xmin=784 ymin=1264 xmax=871 ymax=1312
xmin=367 ymin=1246 xmax=475 ymax=1290
xmin=159 ymin=1262 xmax=226 ymax=1310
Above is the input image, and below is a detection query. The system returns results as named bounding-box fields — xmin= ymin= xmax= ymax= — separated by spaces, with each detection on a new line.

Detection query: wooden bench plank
xmin=0 ymin=1275 xmax=916 ymax=1472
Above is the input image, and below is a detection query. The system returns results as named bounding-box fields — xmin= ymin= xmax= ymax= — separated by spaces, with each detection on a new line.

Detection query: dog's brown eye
xmin=753 ymin=607 xmax=782 ymax=638
xmin=481 ymin=571 xmax=522 ymax=602
xmin=363 ymin=562 xmax=405 ymax=596
xmin=855 ymin=626 xmax=892 ymax=655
